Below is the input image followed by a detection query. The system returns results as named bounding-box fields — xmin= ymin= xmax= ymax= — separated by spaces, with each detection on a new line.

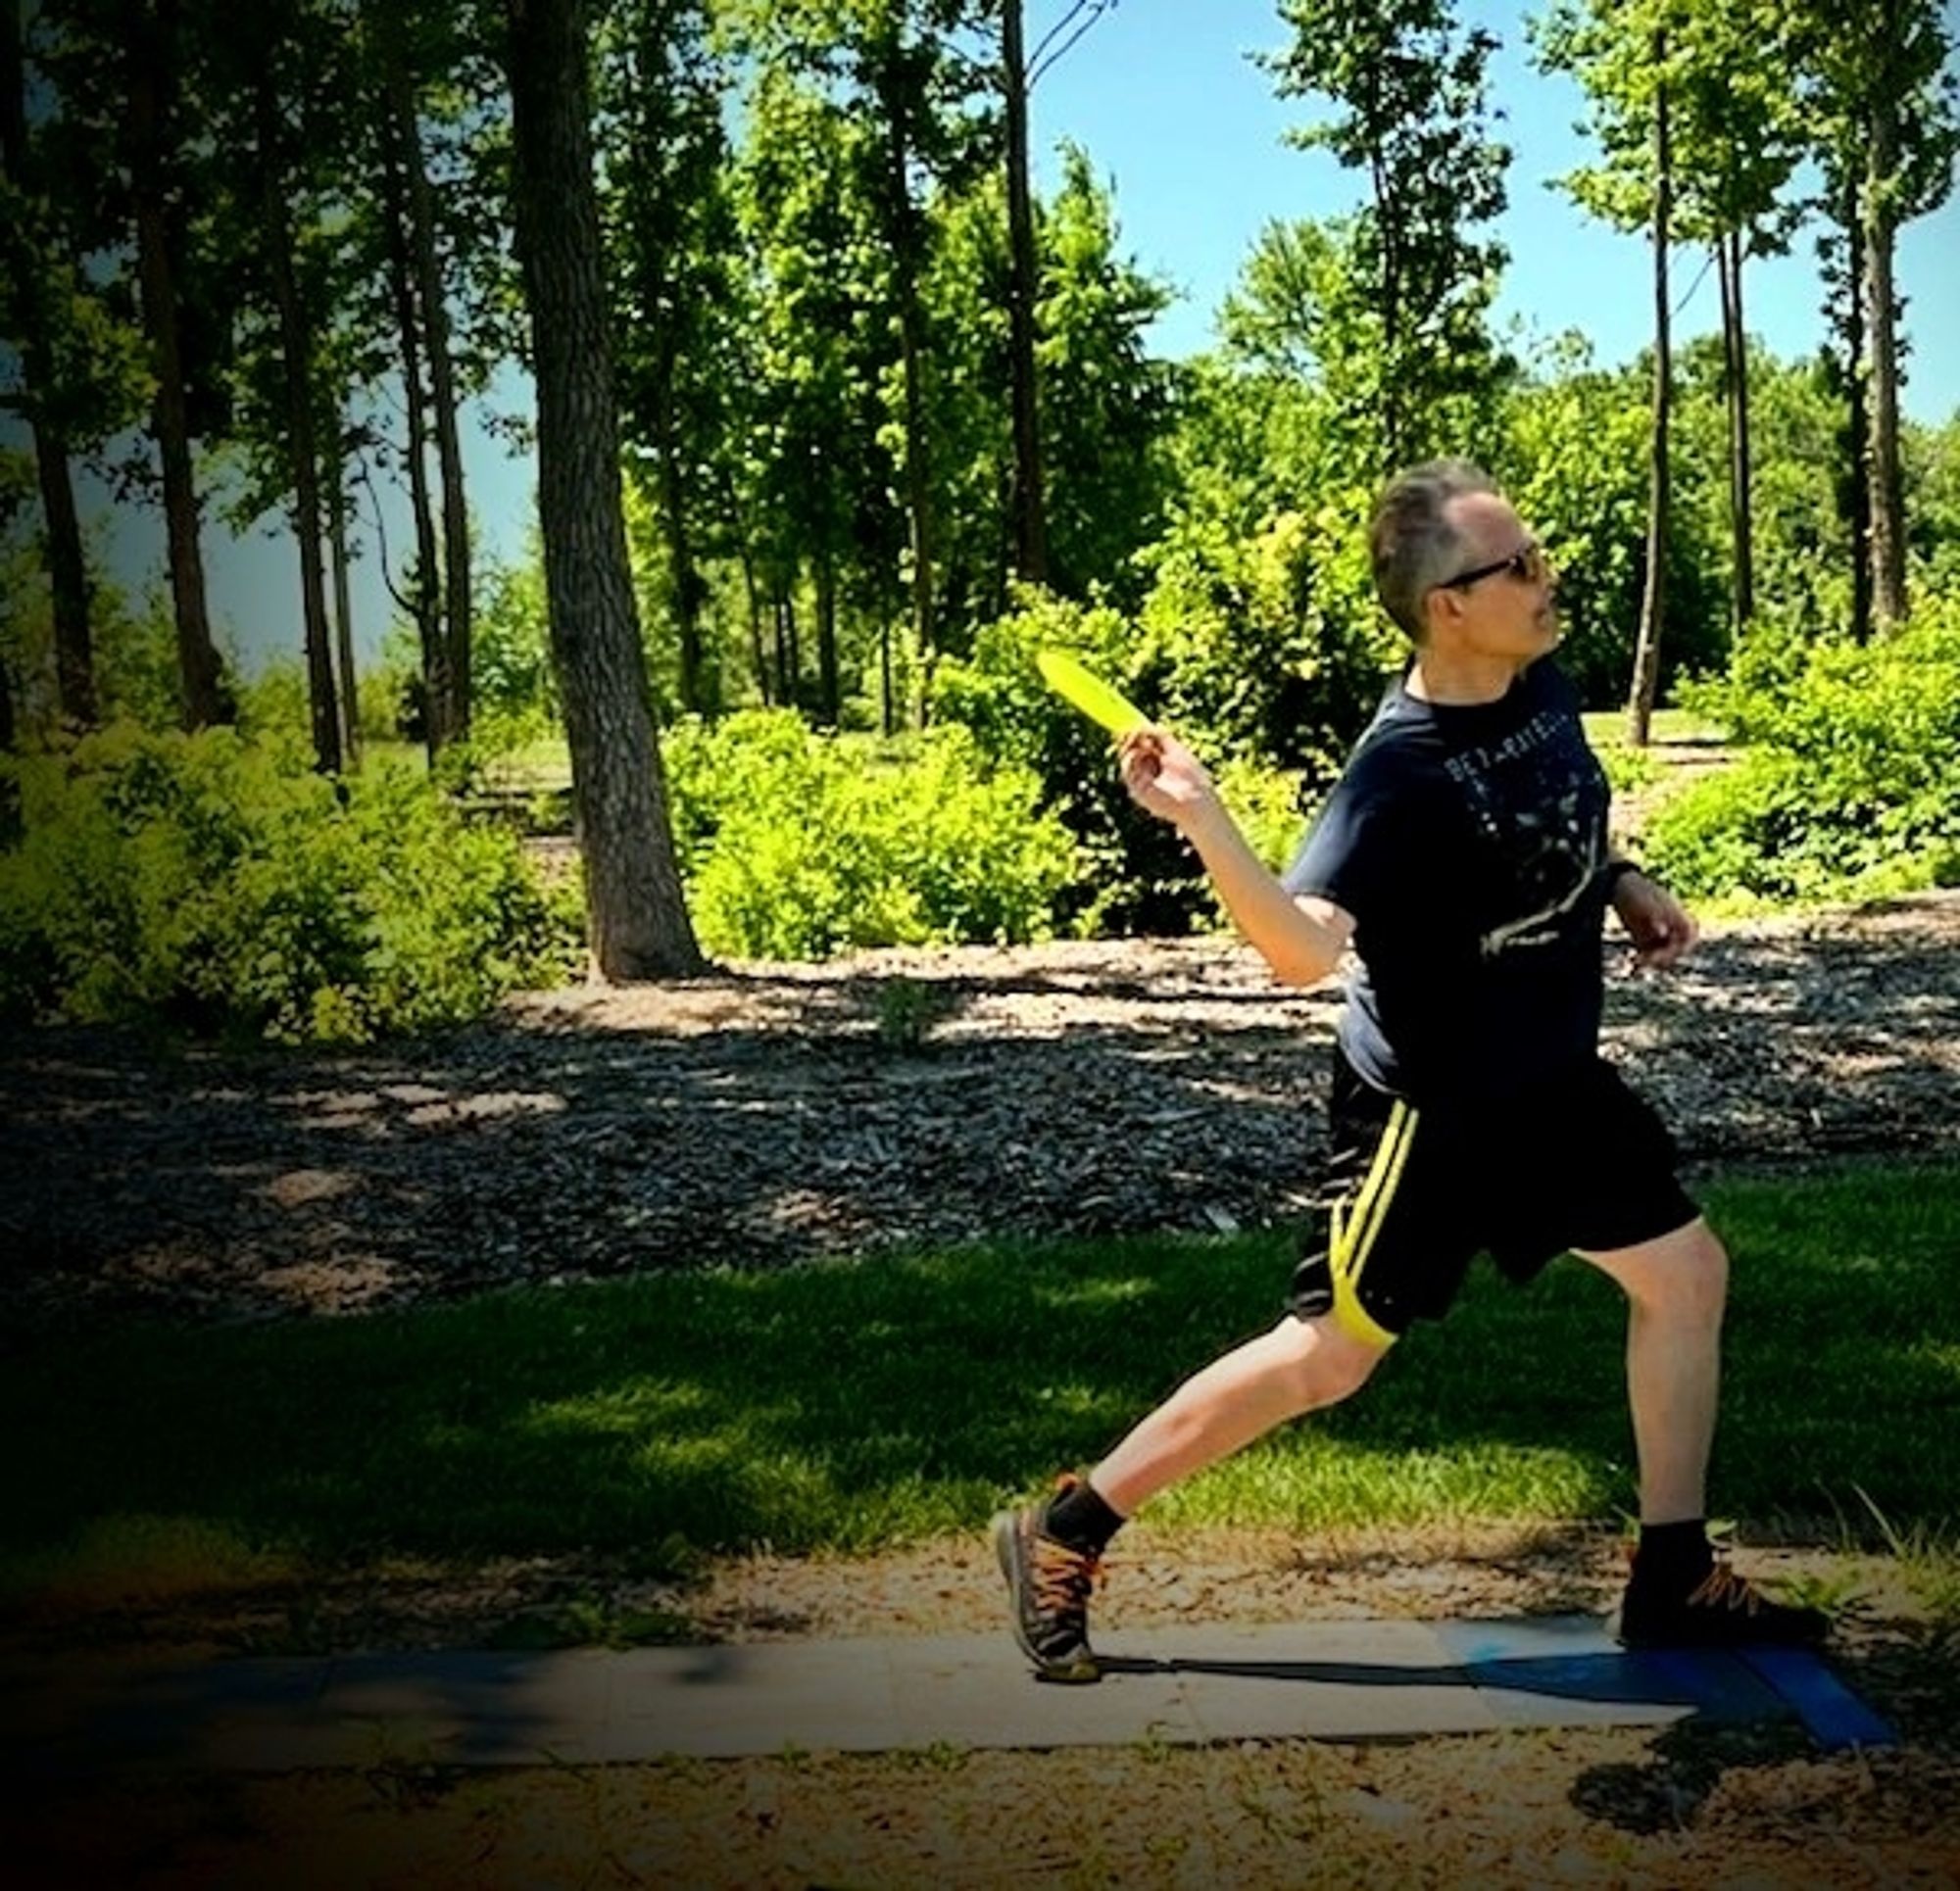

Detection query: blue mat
xmin=1740 ymin=1646 xmax=1897 ymax=1751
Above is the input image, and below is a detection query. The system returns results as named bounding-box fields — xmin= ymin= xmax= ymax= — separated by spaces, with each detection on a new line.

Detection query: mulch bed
xmin=4 ymin=893 xmax=1957 ymax=1333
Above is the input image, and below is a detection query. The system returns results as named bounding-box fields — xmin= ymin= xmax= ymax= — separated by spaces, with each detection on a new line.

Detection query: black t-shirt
xmin=1280 ymin=656 xmax=1612 ymax=1104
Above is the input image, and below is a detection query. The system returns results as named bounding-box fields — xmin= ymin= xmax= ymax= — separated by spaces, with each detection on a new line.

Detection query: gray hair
xmin=1368 ymin=460 xmax=1498 ymax=640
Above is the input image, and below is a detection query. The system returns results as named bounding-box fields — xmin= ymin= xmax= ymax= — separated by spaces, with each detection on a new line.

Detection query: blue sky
xmin=90 ymin=0 xmax=1960 ymax=672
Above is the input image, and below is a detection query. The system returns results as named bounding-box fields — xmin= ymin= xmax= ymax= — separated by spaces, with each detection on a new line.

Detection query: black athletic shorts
xmin=1290 ymin=1046 xmax=1700 ymax=1344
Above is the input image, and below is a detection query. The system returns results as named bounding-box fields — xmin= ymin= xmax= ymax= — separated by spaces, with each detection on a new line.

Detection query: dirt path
xmin=4 ymin=893 xmax=1958 ymax=1332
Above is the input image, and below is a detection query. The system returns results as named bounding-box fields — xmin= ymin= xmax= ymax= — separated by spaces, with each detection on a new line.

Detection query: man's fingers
xmin=1637 ymin=926 xmax=1690 ymax=969
xmin=1120 ymin=744 xmax=1163 ymax=804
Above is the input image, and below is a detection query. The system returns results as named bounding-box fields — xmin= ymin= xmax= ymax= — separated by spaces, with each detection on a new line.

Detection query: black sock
xmin=1042 ymin=1478 xmax=1126 ymax=1556
xmin=1633 ymin=1518 xmax=1714 ymax=1589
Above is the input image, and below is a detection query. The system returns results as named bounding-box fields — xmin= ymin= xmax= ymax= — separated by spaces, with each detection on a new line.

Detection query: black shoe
xmin=992 ymin=1488 xmax=1102 ymax=1684
xmin=1617 ymin=1559 xmax=1830 ymax=1649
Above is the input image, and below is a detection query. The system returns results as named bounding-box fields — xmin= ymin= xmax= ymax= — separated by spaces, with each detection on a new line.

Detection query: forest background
xmin=3 ymin=0 xmax=1958 ymax=1040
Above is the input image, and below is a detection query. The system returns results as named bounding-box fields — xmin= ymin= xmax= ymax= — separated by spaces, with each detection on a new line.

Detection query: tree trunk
xmin=873 ymin=60 xmax=936 ymax=721
xmin=880 ymin=613 xmax=895 ymax=738
xmin=1862 ymin=97 xmax=1907 ymax=629
xmin=1002 ymin=0 xmax=1048 ymax=588
xmin=1718 ymin=230 xmax=1754 ymax=634
xmin=1369 ymin=142 xmax=1406 ymax=474
xmin=1841 ymin=174 xmax=1874 ymax=643
xmin=32 ymin=423 xmax=95 ymax=730
xmin=654 ymin=388 xmax=708 ymax=714
xmin=390 ymin=63 xmax=473 ymax=737
xmin=1626 ymin=31 xmax=1670 ymax=750
xmin=1 ymin=0 xmax=94 ymax=729
xmin=815 ymin=542 xmax=839 ymax=727
xmin=739 ymin=547 xmax=771 ymax=705
xmin=125 ymin=2 xmax=224 ymax=730
xmin=378 ymin=95 xmax=450 ymax=758
xmin=504 ymin=0 xmax=703 ymax=979
xmin=328 ymin=466 xmax=361 ymax=768
xmin=779 ymin=579 xmax=801 ymax=710
xmin=256 ymin=73 xmax=339 ymax=775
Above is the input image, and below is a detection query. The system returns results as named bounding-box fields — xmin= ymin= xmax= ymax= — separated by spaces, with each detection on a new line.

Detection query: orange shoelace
xmin=1029 ymin=1534 xmax=1102 ymax=1614
xmin=1684 ymin=1562 xmax=1766 ymax=1617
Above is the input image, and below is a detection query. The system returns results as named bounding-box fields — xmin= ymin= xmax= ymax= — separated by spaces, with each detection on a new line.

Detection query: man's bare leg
xmin=995 ymin=1311 xmax=1386 ymax=1679
xmin=1091 ymin=1312 xmax=1386 ymax=1518
xmin=1576 ymin=1216 xmax=1727 ymax=1525
xmin=1573 ymin=1216 xmax=1818 ymax=1644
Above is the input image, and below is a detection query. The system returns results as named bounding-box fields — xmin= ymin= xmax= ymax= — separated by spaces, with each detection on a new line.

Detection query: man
xmin=994 ymin=459 xmax=1826 ymax=1684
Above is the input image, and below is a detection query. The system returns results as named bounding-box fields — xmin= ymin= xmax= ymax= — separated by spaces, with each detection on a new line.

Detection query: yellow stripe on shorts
xmin=1329 ymin=1099 xmax=1417 ymax=1350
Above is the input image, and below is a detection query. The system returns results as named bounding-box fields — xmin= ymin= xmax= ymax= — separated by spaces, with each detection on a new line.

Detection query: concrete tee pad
xmin=2 ymin=1616 xmax=1891 ymax=1775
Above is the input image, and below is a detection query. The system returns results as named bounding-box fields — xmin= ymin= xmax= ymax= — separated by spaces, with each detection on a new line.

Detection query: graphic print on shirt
xmin=1442 ymin=705 xmax=1608 ymax=958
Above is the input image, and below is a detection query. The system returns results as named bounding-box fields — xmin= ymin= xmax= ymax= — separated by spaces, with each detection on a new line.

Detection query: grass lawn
xmin=1581 ymin=705 xmax=1724 ymax=750
xmin=6 ymin=1158 xmax=1957 ymax=1607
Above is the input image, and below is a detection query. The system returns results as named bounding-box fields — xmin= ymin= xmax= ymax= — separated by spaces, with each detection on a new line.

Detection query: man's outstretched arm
xmin=1119 ymin=727 xmax=1354 ymax=988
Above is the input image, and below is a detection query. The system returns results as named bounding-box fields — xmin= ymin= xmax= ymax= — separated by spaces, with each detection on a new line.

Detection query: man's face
xmin=1424 ymin=492 xmax=1559 ymax=660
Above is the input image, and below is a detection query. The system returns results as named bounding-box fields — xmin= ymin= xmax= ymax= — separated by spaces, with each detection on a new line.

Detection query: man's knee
xmin=1271 ymin=1312 xmax=1384 ymax=1413
xmin=1594 ymin=1219 xmax=1729 ymax=1322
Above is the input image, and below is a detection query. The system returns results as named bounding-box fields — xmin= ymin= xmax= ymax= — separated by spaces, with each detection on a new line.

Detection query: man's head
xmin=1369 ymin=459 xmax=1557 ymax=660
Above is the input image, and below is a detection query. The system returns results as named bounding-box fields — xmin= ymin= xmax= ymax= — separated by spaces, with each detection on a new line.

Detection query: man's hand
xmin=1118 ymin=727 xmax=1222 ymax=833
xmin=1612 ymin=868 xmax=1698 ymax=970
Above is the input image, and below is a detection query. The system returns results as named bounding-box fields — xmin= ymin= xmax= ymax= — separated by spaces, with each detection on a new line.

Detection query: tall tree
xmin=1661 ymin=0 xmax=1805 ymax=641
xmin=1820 ymin=184 xmax=1874 ymax=639
xmin=599 ymin=0 xmax=736 ymax=717
xmin=866 ymin=16 xmax=943 ymax=712
xmin=326 ymin=427 xmax=361 ymax=766
xmin=1 ymin=0 xmax=98 ymax=727
xmin=32 ymin=0 xmax=239 ymax=731
xmin=999 ymin=0 xmax=1043 ymax=585
xmin=371 ymin=61 xmax=452 ymax=752
xmin=1029 ymin=144 xmax=1170 ymax=598
xmin=1714 ymin=230 xmax=1753 ymax=627
xmin=503 ymin=0 xmax=703 ymax=978
xmin=251 ymin=50 xmax=340 ymax=773
xmin=1262 ymin=0 xmax=1510 ymax=478
xmin=993 ymin=0 xmax=1122 ymax=592
xmin=386 ymin=43 xmax=473 ymax=738
xmin=750 ymin=1 xmax=995 ymax=717
xmin=1791 ymin=0 xmax=1956 ymax=629
xmin=1535 ymin=0 xmax=1690 ymax=742
xmin=120 ymin=0 xmax=228 ymax=728
xmin=730 ymin=47 xmax=906 ymax=729
xmin=1627 ymin=26 xmax=1672 ymax=748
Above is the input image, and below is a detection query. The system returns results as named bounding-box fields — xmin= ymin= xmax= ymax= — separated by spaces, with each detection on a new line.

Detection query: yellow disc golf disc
xmin=1036 ymin=649 xmax=1149 ymax=738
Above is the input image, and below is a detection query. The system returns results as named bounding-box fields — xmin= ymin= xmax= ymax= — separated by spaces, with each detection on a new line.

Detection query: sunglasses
xmin=1439 ymin=542 xmax=1547 ymax=591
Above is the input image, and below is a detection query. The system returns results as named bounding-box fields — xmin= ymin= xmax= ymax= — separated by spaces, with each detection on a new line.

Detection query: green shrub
xmin=0 ymin=722 xmax=583 ymax=1043
xmin=1593 ymin=738 xmax=1660 ymax=799
xmin=1212 ymin=753 xmax=1310 ymax=875
xmin=1134 ymin=502 xmax=1388 ymax=775
xmin=661 ymin=710 xmax=1079 ymax=959
xmin=1193 ymin=753 xmax=1312 ymax=934
xmin=1646 ymin=596 xmax=1960 ymax=902
xmin=929 ymin=594 xmax=1194 ymax=935
xmin=932 ymin=583 xmax=1365 ymax=937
